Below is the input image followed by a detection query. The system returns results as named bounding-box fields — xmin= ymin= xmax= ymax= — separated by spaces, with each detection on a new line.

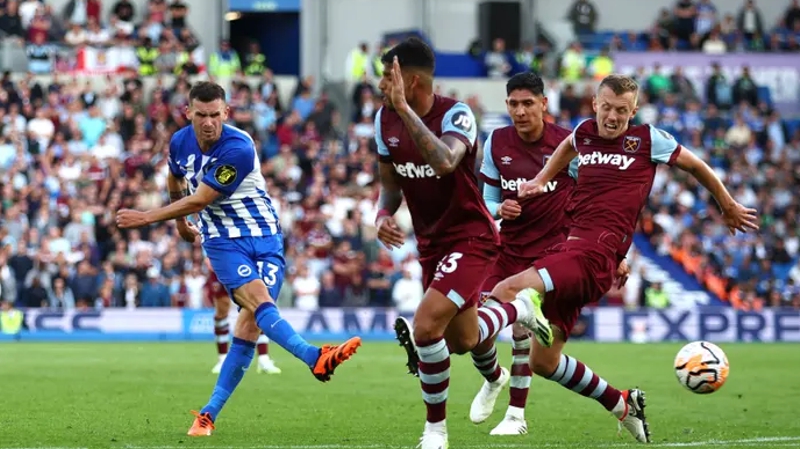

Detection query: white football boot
xmin=469 ymin=367 xmax=510 ymax=424
xmin=514 ymin=288 xmax=554 ymax=348
xmin=617 ymin=388 xmax=651 ymax=443
xmin=489 ymin=407 xmax=528 ymax=435
xmin=211 ymin=354 xmax=226 ymax=374
xmin=257 ymin=355 xmax=282 ymax=374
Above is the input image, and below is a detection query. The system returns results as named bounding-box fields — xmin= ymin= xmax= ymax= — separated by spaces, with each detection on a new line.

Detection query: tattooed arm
xmin=396 ymin=102 xmax=478 ymax=177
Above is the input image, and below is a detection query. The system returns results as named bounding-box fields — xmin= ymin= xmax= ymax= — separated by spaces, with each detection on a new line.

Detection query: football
xmin=674 ymin=341 xmax=730 ymax=394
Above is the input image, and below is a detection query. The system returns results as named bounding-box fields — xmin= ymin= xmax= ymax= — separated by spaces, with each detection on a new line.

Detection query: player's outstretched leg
xmin=230 ymin=278 xmax=360 ymax=382
xmin=489 ymin=269 xmax=554 ymax=348
xmin=255 ymin=333 xmax=281 ymax=374
xmin=531 ymin=331 xmax=650 ymax=443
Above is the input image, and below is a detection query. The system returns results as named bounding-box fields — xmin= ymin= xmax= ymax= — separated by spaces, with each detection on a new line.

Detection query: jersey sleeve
xmin=479 ymin=130 xmax=500 ymax=187
xmin=168 ymin=133 xmax=185 ymax=178
xmin=567 ymin=156 xmax=579 ymax=180
xmin=441 ymin=102 xmax=478 ymax=147
xmin=201 ymin=141 xmax=255 ymax=198
xmin=374 ymin=108 xmax=391 ymax=162
xmin=649 ymin=125 xmax=682 ymax=165
xmin=482 ymin=183 xmax=501 ymax=218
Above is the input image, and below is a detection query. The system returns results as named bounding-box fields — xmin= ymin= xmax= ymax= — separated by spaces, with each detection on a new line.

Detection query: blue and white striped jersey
xmin=168 ymin=124 xmax=280 ymax=240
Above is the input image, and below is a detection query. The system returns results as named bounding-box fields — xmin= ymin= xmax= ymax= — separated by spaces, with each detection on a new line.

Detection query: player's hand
xmin=387 ymin=56 xmax=409 ymax=110
xmin=615 ymin=259 xmax=630 ymax=288
xmin=376 ymin=215 xmax=405 ymax=250
xmin=518 ymin=180 xmax=546 ymax=198
xmin=116 ymin=209 xmax=151 ymax=229
xmin=176 ymin=218 xmax=201 ymax=243
xmin=498 ymin=199 xmax=522 ymax=220
xmin=721 ymin=202 xmax=759 ymax=236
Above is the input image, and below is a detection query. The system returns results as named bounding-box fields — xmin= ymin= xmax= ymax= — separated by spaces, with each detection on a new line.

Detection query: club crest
xmin=623 ymin=135 xmax=641 ymax=154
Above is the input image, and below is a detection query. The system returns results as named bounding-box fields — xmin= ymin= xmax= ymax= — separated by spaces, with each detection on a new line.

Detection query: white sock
xmin=611 ymin=395 xmax=628 ymax=420
xmin=424 ymin=420 xmax=446 ymax=433
xmin=511 ymin=297 xmax=529 ymax=320
xmin=218 ymin=354 xmax=226 ymax=362
xmin=258 ymin=354 xmax=271 ymax=363
xmin=506 ymin=405 xmax=525 ymax=420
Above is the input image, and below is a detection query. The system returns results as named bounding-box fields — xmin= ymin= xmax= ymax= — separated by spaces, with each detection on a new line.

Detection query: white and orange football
xmin=674 ymin=341 xmax=730 ymax=394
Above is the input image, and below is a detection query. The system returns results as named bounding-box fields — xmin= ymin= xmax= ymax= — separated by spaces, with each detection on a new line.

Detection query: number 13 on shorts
xmin=256 ymin=260 xmax=284 ymax=298
xmin=435 ymin=252 xmax=463 ymax=277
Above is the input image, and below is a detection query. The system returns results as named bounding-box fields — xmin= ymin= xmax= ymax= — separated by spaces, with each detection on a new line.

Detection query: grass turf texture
xmin=1 ymin=342 xmax=798 ymax=448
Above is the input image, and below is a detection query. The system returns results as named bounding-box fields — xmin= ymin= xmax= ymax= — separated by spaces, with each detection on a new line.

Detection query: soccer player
xmin=490 ymin=74 xmax=759 ymax=443
xmin=206 ymin=260 xmax=280 ymax=375
xmin=374 ymin=38 xmax=547 ymax=449
xmin=116 ymin=81 xmax=361 ymax=437
xmin=469 ymin=72 xmax=575 ymax=435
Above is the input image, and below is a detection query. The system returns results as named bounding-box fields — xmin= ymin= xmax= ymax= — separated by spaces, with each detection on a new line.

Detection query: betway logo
xmin=393 ymin=162 xmax=440 ymax=178
xmin=578 ymin=152 xmax=636 ymax=170
xmin=501 ymin=176 xmax=558 ymax=193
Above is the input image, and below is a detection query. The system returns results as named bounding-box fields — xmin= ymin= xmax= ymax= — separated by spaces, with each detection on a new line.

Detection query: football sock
xmin=254 ymin=302 xmax=319 ymax=367
xmin=477 ymin=301 xmax=521 ymax=344
xmin=417 ymin=336 xmax=450 ymax=424
xmin=545 ymin=354 xmax=623 ymax=414
xmin=200 ymin=337 xmax=254 ymax=421
xmin=471 ymin=344 xmax=502 ymax=383
xmin=256 ymin=334 xmax=269 ymax=361
xmin=214 ymin=315 xmax=230 ymax=356
xmin=508 ymin=333 xmax=532 ymax=409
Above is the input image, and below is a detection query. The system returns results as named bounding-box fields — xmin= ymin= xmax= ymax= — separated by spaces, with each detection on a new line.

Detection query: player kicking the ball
xmin=206 ymin=260 xmax=280 ymax=375
xmin=468 ymin=72 xmax=576 ymax=435
xmin=116 ymin=82 xmax=361 ymax=437
xmin=374 ymin=38 xmax=548 ymax=449
xmin=488 ymin=74 xmax=759 ymax=443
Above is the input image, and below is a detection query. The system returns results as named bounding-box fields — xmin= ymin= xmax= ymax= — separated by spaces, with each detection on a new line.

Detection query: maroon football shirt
xmin=568 ymin=118 xmax=683 ymax=259
xmin=480 ymin=122 xmax=575 ymax=258
xmin=376 ymin=95 xmax=499 ymax=254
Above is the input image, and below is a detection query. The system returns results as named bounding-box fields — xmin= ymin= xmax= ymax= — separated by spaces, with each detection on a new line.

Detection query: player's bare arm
xmin=376 ymin=161 xmax=406 ymax=249
xmin=673 ymin=148 xmax=759 ymax=235
xmin=519 ymin=134 xmax=577 ymax=198
xmin=387 ymin=56 xmax=467 ymax=176
xmin=116 ymin=183 xmax=221 ymax=229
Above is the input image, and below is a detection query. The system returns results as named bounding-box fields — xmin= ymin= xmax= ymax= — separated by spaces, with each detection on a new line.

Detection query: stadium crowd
xmin=0 ymin=0 xmax=797 ymax=312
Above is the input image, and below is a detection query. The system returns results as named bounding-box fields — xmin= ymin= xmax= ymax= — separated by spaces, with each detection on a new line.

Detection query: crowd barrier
xmin=2 ymin=307 xmax=799 ymax=343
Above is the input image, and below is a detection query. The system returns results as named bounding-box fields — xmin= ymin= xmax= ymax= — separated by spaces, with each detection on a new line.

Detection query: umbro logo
xmin=500 ymin=156 xmax=512 ymax=165
xmin=388 ymin=137 xmax=400 ymax=147
xmin=583 ymin=138 xmax=592 ymax=145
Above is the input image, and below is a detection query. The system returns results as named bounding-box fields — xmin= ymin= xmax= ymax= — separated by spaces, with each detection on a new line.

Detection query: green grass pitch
xmin=1 ymin=341 xmax=798 ymax=448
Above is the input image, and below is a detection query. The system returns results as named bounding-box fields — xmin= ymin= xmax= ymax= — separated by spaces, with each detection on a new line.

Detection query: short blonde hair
xmin=598 ymin=75 xmax=639 ymax=97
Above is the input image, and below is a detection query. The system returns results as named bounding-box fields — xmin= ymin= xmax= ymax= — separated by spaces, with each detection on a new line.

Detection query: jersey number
xmin=436 ymin=252 xmax=463 ymax=275
xmin=256 ymin=261 xmax=280 ymax=286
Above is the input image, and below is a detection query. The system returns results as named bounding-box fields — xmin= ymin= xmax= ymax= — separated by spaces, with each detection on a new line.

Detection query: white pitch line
xmin=6 ymin=437 xmax=800 ymax=449
xmin=116 ymin=437 xmax=800 ymax=449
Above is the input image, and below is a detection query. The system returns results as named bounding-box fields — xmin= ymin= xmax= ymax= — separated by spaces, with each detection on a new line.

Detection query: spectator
xmin=484 ymin=38 xmax=511 ymax=79
xmin=732 ymin=66 xmax=759 ymax=107
xmin=737 ymin=0 xmax=764 ymax=41
xmin=567 ymin=0 xmax=598 ymax=36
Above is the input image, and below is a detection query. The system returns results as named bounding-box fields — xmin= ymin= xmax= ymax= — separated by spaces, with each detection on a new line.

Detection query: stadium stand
xmin=0 ymin=0 xmax=797 ymax=316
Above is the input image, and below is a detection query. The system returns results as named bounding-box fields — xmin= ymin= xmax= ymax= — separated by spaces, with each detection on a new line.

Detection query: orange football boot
xmin=312 ymin=336 xmax=362 ymax=382
xmin=187 ymin=410 xmax=215 ymax=436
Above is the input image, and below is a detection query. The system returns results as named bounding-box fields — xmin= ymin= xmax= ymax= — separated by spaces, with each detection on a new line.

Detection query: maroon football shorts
xmin=481 ymin=252 xmax=539 ymax=297
xmin=420 ymin=237 xmax=500 ymax=312
xmin=532 ymin=235 xmax=618 ymax=339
